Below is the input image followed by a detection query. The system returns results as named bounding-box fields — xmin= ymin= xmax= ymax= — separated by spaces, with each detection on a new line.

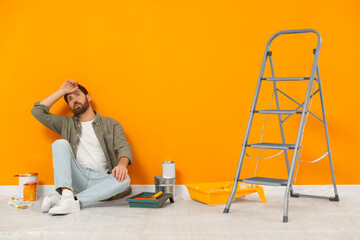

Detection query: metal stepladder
xmin=223 ymin=29 xmax=340 ymax=222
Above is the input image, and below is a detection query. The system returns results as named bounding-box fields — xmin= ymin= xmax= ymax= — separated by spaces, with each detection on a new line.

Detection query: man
xmin=31 ymin=80 xmax=132 ymax=215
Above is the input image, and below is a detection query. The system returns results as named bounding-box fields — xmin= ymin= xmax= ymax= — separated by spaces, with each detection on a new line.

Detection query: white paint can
xmin=14 ymin=173 xmax=38 ymax=199
xmin=162 ymin=161 xmax=175 ymax=179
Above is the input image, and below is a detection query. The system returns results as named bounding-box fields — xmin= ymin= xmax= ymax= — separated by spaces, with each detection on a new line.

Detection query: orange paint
xmin=23 ymin=182 xmax=37 ymax=201
xmin=0 ymin=1 xmax=359 ymax=186
xmin=135 ymin=198 xmax=158 ymax=201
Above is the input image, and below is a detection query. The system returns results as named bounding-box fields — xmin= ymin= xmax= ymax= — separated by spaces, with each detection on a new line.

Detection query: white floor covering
xmin=0 ymin=185 xmax=359 ymax=240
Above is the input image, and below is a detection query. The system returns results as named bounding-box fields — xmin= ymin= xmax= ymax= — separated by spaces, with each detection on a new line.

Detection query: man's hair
xmin=64 ymin=84 xmax=89 ymax=104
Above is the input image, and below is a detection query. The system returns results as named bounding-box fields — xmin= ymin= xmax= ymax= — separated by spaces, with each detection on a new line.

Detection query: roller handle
xmin=152 ymin=191 xmax=163 ymax=199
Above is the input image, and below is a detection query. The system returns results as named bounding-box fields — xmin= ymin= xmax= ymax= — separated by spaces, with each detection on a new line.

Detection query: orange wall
xmin=1 ymin=0 xmax=359 ymax=185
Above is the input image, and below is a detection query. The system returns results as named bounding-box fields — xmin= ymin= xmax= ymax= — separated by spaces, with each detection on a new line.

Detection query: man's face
xmin=67 ymin=89 xmax=90 ymax=116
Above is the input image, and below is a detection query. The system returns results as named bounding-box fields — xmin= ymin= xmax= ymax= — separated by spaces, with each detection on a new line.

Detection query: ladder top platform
xmin=255 ymin=110 xmax=303 ymax=115
xmin=241 ymin=177 xmax=293 ymax=187
xmin=261 ymin=77 xmax=317 ymax=81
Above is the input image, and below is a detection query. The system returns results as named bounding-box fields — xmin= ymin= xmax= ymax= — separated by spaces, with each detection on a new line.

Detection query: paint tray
xmin=186 ymin=181 xmax=266 ymax=205
xmin=127 ymin=192 xmax=174 ymax=208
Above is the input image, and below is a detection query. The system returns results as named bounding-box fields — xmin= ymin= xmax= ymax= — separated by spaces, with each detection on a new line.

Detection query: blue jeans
xmin=51 ymin=139 xmax=130 ymax=208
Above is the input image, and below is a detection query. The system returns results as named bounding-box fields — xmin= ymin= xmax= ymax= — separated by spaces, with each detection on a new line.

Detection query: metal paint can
xmin=15 ymin=173 xmax=38 ymax=199
xmin=154 ymin=175 xmax=176 ymax=196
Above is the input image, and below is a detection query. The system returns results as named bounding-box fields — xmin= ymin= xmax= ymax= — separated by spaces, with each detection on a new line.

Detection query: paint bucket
xmin=154 ymin=175 xmax=176 ymax=196
xmin=23 ymin=182 xmax=37 ymax=201
xmin=14 ymin=173 xmax=38 ymax=199
xmin=162 ymin=161 xmax=175 ymax=179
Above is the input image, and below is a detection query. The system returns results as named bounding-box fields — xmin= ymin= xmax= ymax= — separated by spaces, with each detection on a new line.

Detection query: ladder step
xmin=261 ymin=77 xmax=316 ymax=81
xmin=240 ymin=177 xmax=293 ymax=186
xmin=255 ymin=110 xmax=302 ymax=114
xmin=246 ymin=143 xmax=300 ymax=150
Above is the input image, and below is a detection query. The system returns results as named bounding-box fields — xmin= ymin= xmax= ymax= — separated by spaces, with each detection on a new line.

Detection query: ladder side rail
xmin=283 ymin=82 xmax=315 ymax=222
xmin=290 ymin=66 xmax=340 ymax=201
xmin=266 ymin=29 xmax=322 ymax=53
xmin=316 ymin=65 xmax=340 ymax=200
xmin=283 ymin=35 xmax=322 ymax=222
xmin=223 ymin=45 xmax=270 ymax=213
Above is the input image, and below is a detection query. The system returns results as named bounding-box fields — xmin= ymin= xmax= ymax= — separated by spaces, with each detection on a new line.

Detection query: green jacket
xmin=31 ymin=102 xmax=132 ymax=171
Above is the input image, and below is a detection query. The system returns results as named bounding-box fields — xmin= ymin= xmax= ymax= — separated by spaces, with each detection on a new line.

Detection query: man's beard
xmin=72 ymin=99 xmax=90 ymax=116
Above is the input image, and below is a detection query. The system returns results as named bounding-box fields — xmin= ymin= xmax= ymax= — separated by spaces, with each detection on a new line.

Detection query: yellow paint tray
xmin=186 ymin=181 xmax=266 ymax=205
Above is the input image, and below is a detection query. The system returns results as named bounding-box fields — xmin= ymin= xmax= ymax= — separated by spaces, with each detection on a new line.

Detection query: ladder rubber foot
xmin=223 ymin=208 xmax=230 ymax=213
xmin=290 ymin=191 xmax=300 ymax=198
xmin=329 ymin=194 xmax=340 ymax=202
xmin=283 ymin=216 xmax=288 ymax=223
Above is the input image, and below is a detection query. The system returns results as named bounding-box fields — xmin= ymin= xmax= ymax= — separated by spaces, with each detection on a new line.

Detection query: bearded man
xmin=31 ymin=80 xmax=132 ymax=215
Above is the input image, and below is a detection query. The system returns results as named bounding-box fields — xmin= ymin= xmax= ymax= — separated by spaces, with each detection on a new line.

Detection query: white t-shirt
xmin=76 ymin=120 xmax=109 ymax=174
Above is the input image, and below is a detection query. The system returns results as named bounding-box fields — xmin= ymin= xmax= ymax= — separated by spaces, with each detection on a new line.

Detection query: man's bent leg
xmin=52 ymin=139 xmax=88 ymax=195
xmin=76 ymin=173 xmax=130 ymax=208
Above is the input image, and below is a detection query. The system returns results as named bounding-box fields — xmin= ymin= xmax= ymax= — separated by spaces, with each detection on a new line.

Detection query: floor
xmin=0 ymin=186 xmax=359 ymax=240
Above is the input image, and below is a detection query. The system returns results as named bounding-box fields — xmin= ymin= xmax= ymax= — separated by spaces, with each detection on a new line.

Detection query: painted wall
xmin=1 ymin=0 xmax=359 ymax=186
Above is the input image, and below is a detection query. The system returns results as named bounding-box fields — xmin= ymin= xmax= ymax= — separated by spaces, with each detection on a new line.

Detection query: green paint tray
xmin=127 ymin=192 xmax=174 ymax=208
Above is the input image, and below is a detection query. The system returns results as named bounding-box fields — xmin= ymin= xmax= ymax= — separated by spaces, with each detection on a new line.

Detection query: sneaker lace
xmin=54 ymin=195 xmax=71 ymax=207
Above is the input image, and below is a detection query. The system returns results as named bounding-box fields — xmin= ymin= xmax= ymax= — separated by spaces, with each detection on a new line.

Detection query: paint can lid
xmin=14 ymin=173 xmax=39 ymax=177
xmin=162 ymin=161 xmax=175 ymax=164
xmin=24 ymin=182 xmax=37 ymax=185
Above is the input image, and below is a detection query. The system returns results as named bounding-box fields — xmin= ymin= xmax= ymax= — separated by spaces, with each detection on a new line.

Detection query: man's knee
xmin=111 ymin=175 xmax=130 ymax=193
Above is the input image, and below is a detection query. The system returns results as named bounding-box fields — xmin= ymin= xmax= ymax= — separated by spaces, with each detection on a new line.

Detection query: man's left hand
xmin=112 ymin=165 xmax=128 ymax=182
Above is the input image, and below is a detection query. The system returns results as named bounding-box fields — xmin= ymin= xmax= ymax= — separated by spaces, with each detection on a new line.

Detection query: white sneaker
xmin=48 ymin=195 xmax=80 ymax=215
xmin=41 ymin=195 xmax=61 ymax=213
